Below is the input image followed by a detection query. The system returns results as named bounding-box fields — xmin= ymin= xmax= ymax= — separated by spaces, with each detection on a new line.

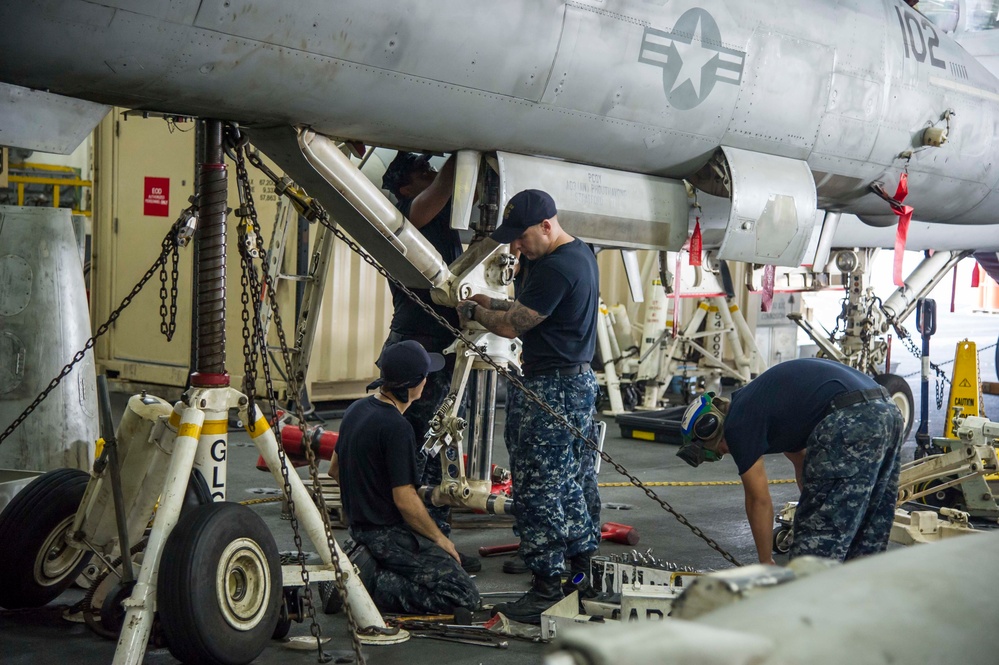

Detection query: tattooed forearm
xmin=489 ymin=298 xmax=513 ymax=311
xmin=510 ymin=303 xmax=546 ymax=335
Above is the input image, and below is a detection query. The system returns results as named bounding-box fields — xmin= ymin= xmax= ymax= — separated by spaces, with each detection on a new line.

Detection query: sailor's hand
xmin=457 ymin=299 xmax=478 ymax=326
xmin=438 ymin=536 xmax=461 ymax=564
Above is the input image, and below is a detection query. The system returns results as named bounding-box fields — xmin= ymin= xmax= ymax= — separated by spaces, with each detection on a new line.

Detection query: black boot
xmin=490 ymin=574 xmax=564 ymax=624
xmin=562 ymin=553 xmax=598 ymax=602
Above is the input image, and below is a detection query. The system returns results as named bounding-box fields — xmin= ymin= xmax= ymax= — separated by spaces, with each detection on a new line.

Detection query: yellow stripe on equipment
xmin=201 ymin=420 xmax=228 ymax=435
xmin=249 ymin=416 xmax=271 ymax=435
xmin=178 ymin=423 xmax=202 ymax=439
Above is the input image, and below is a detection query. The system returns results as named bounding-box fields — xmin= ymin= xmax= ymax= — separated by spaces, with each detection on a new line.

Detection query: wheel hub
xmin=34 ymin=516 xmax=84 ymax=586
xmin=216 ymin=538 xmax=271 ymax=630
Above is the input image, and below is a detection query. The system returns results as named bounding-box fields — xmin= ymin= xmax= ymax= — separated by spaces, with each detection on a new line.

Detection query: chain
xmin=158 ymin=237 xmax=180 ymax=340
xmin=242 ymin=152 xmax=741 ymax=568
xmin=229 ymin=133 xmax=363 ymax=664
xmin=0 ymin=219 xmax=185 ymax=447
xmin=900 ymin=334 xmax=949 ymax=410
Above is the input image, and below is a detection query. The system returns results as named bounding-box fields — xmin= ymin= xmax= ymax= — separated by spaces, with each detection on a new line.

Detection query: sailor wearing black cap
xmin=379 ymin=151 xmax=483 ymax=572
xmin=457 ymin=189 xmax=601 ymax=624
xmin=329 ymin=341 xmax=479 ymax=614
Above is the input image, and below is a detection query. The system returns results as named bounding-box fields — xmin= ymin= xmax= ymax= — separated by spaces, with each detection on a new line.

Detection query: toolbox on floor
xmin=615 ymin=406 xmax=686 ymax=445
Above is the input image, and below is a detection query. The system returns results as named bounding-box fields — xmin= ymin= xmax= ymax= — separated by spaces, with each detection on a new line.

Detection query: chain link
xmin=242 ymin=150 xmax=742 ymax=567
xmin=900 ymin=334 xmax=950 ymax=410
xmin=0 ymin=219 xmax=185 ymax=447
xmin=158 ymin=237 xmax=180 ymax=340
xmin=229 ymin=133 xmax=364 ymax=664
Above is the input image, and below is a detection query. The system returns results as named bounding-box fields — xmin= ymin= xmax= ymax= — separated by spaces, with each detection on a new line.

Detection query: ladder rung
xmin=277 ymin=274 xmax=314 ymax=282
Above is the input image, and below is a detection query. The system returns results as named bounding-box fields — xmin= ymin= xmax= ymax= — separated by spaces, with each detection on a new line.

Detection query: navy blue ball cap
xmin=366 ymin=340 xmax=445 ymax=391
xmin=491 ymin=189 xmax=558 ymax=244
xmin=382 ymin=152 xmax=431 ymax=198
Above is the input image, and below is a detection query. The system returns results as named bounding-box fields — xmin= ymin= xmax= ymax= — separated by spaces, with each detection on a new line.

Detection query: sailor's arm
xmin=457 ymin=295 xmax=546 ymax=339
xmin=408 ymin=155 xmax=456 ymax=228
xmin=392 ymin=484 xmax=460 ymax=562
xmin=741 ymin=458 xmax=776 ymax=565
xmin=784 ymin=449 xmax=805 ymax=492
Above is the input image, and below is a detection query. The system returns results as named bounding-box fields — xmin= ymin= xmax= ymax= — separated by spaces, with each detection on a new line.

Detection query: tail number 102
xmin=895 ymin=6 xmax=946 ymax=70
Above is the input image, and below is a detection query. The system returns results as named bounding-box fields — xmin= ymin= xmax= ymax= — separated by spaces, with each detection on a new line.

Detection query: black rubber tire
xmin=158 ymin=503 xmax=281 ymax=665
xmin=772 ymin=526 xmax=793 ymax=555
xmin=873 ymin=373 xmax=915 ymax=440
xmin=271 ymin=598 xmax=292 ymax=640
xmin=0 ymin=468 xmax=92 ymax=609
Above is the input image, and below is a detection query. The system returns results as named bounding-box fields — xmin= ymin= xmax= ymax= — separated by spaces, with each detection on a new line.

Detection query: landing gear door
xmin=712 ymin=146 xmax=817 ymax=267
xmin=494 ymin=151 xmax=689 ymax=252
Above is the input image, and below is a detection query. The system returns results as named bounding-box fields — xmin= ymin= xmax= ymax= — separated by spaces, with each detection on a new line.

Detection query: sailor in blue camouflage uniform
xmin=676 ymin=357 xmax=904 ymax=563
xmin=329 ymin=341 xmax=479 ymax=614
xmin=379 ymin=153 xmax=480 ymax=573
xmin=458 ymin=189 xmax=600 ymax=624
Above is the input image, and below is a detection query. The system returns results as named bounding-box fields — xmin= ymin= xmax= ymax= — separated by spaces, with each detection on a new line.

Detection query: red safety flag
xmin=689 ymin=218 xmax=702 ymax=267
xmin=891 ymin=173 xmax=914 ymax=287
xmin=971 ymin=263 xmax=981 ymax=288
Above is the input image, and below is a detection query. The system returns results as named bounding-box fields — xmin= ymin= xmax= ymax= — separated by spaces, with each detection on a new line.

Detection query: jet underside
xmin=2 ymin=0 xmax=999 ymax=237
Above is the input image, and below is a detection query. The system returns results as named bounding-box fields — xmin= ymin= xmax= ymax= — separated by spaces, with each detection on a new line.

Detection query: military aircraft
xmin=3 ymin=0 xmax=999 ymax=445
xmin=3 ymin=3 xmax=999 ymax=662
xmin=3 ymin=0 xmax=999 ymax=245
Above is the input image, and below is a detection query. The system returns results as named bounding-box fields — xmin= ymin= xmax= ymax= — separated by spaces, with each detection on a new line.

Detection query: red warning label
xmin=143 ymin=177 xmax=170 ymax=217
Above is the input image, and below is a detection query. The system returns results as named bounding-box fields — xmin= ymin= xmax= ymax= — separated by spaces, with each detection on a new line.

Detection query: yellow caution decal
xmin=944 ymin=340 xmax=981 ymax=439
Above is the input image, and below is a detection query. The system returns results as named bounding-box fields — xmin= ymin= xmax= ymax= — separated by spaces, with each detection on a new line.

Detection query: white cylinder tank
xmin=0 ymin=205 xmax=98 ymax=472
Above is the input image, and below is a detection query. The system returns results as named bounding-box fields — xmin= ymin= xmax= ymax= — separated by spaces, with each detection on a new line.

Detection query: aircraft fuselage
xmin=2 ymin=0 xmax=999 ymax=228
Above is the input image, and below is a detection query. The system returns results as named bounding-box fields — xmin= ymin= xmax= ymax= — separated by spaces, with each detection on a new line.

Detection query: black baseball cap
xmin=382 ymin=152 xmax=432 ymax=198
xmin=491 ymin=189 xmax=558 ymax=244
xmin=366 ymin=340 xmax=445 ymax=391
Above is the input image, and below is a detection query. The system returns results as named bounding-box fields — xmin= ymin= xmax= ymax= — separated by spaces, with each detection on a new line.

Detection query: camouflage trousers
xmin=350 ymin=524 xmax=479 ymax=614
xmin=383 ymin=332 xmax=453 ymax=535
xmin=506 ymin=370 xmax=600 ymax=577
xmin=790 ymin=399 xmax=904 ymax=561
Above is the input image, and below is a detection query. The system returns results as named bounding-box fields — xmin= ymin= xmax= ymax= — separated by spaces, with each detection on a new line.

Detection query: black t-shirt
xmin=517 ymin=238 xmax=598 ymax=373
xmin=388 ymin=198 xmax=462 ymax=341
xmin=335 ymin=396 xmax=420 ymax=528
xmin=724 ymin=358 xmax=879 ymax=474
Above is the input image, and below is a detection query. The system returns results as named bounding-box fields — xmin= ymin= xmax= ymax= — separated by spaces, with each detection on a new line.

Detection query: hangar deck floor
xmin=1 ymin=312 xmax=996 ymax=665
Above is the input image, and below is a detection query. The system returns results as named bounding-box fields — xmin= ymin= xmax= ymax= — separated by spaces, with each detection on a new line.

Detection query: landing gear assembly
xmin=790 ymin=247 xmax=970 ymax=438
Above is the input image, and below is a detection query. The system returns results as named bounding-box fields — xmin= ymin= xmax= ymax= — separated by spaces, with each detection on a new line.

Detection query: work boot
xmin=458 ymin=552 xmax=481 ymax=573
xmin=490 ymin=573 xmax=564 ymax=625
xmin=562 ymin=553 xmax=598 ymax=602
xmin=502 ymin=556 xmax=529 ymax=574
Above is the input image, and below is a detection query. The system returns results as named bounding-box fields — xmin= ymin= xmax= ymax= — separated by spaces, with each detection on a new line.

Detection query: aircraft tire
xmin=0 ymin=468 xmax=92 ymax=609
xmin=873 ymin=373 xmax=914 ymax=441
xmin=159 ymin=502 xmax=281 ymax=665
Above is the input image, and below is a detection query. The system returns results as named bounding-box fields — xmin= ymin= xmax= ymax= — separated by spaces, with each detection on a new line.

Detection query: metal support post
xmin=190 ymin=119 xmax=229 ymax=387
xmin=466 ymin=369 xmax=497 ymax=482
xmin=598 ymin=299 xmax=626 ymax=414
xmin=915 ymin=298 xmax=936 ymax=458
xmin=113 ymin=406 xmax=206 ymax=665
